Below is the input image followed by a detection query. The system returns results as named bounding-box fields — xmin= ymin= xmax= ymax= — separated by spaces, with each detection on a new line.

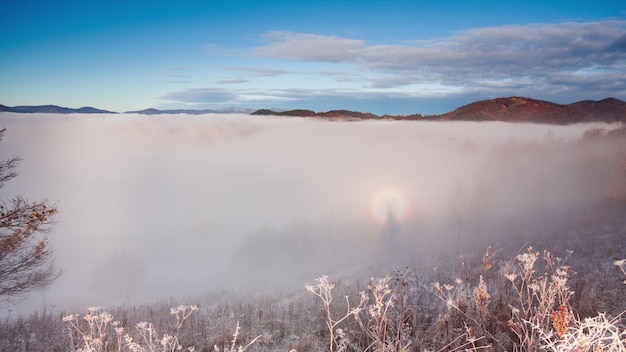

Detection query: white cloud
xmin=216 ymin=78 xmax=249 ymax=84
xmin=164 ymin=21 xmax=626 ymax=114
xmin=255 ymin=31 xmax=365 ymax=62
xmin=252 ymin=21 xmax=626 ymax=92
xmin=224 ymin=66 xmax=291 ymax=77
xmin=216 ymin=66 xmax=291 ymax=85
xmin=162 ymin=88 xmax=237 ymax=104
xmin=162 ymin=67 xmax=191 ymax=84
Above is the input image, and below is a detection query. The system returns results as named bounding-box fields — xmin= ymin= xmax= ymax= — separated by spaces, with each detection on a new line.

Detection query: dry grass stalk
xmin=305 ymin=275 xmax=367 ymax=352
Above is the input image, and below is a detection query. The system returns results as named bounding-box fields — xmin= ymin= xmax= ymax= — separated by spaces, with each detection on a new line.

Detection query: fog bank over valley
xmin=0 ymin=113 xmax=624 ymax=316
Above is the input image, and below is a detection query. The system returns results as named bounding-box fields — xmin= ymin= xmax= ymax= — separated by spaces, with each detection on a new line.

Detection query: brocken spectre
xmin=369 ymin=186 xmax=409 ymax=225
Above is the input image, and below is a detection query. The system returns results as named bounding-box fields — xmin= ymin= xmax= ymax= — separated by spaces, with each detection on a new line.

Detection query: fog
xmin=0 ymin=113 xmax=622 ymax=316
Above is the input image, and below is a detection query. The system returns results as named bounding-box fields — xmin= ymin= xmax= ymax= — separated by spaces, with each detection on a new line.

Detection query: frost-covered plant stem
xmin=354 ymin=273 xmax=413 ymax=352
xmin=505 ymin=248 xmax=574 ymax=351
xmin=432 ymin=278 xmax=504 ymax=351
xmin=306 ymin=275 xmax=366 ymax=352
xmin=535 ymin=311 xmax=626 ymax=351
xmin=63 ymin=307 xmax=116 ymax=352
xmin=616 ymin=259 xmax=626 ymax=285
xmin=213 ymin=321 xmax=261 ymax=352
xmin=64 ymin=305 xmax=199 ymax=352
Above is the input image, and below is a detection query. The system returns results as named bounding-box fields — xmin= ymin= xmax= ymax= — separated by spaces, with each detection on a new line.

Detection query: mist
xmin=0 ymin=113 xmax=622 ymax=316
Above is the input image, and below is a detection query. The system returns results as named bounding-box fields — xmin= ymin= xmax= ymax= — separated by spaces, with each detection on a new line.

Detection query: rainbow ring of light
xmin=369 ymin=186 xmax=409 ymax=225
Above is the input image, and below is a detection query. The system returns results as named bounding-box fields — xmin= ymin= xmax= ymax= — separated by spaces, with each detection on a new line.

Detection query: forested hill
xmin=436 ymin=97 xmax=626 ymax=124
xmin=253 ymin=97 xmax=626 ymax=123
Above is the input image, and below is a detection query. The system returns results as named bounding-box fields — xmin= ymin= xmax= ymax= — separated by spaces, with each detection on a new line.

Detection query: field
xmin=2 ymin=223 xmax=625 ymax=351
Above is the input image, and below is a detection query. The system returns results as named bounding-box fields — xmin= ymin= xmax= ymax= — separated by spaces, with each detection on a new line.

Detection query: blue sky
xmin=1 ymin=0 xmax=625 ymax=115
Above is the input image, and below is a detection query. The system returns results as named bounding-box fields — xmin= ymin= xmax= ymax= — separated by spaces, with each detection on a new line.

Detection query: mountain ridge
xmin=253 ymin=97 xmax=626 ymax=123
xmin=125 ymin=107 xmax=255 ymax=115
xmin=0 ymin=104 xmax=116 ymax=114
xmin=2 ymin=97 xmax=625 ymax=123
xmin=436 ymin=97 xmax=626 ymax=123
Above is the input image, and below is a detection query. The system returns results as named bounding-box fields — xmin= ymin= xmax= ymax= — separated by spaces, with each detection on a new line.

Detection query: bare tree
xmin=0 ymin=128 xmax=61 ymax=301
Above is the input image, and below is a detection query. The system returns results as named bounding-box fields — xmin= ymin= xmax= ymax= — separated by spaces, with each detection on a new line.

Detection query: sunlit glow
xmin=369 ymin=186 xmax=409 ymax=225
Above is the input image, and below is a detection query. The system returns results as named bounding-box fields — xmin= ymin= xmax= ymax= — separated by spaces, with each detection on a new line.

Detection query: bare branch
xmin=0 ymin=129 xmax=61 ymax=302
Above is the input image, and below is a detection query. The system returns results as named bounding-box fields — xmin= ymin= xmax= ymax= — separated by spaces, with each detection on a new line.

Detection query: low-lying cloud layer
xmin=0 ymin=113 xmax=623 ymax=316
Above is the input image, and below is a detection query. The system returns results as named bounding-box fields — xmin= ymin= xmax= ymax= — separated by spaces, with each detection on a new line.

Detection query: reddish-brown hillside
xmin=251 ymin=97 xmax=626 ymax=123
xmin=436 ymin=97 xmax=626 ymax=124
xmin=568 ymin=98 xmax=626 ymax=122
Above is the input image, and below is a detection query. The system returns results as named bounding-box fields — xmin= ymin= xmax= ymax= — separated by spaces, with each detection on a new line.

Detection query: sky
xmin=1 ymin=0 xmax=625 ymax=115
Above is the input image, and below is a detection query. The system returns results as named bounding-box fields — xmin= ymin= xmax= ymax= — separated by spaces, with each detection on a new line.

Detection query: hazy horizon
xmin=1 ymin=94 xmax=624 ymax=117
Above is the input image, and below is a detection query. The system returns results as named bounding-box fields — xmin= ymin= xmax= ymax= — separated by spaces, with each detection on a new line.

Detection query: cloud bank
xmin=1 ymin=113 xmax=623 ymax=316
xmin=255 ymin=21 xmax=626 ymax=87
xmin=165 ymin=20 xmax=626 ymax=114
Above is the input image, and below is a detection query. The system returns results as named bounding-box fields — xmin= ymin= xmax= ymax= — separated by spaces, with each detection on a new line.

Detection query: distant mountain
xmin=3 ymin=97 xmax=625 ymax=123
xmin=0 ymin=104 xmax=116 ymax=114
xmin=435 ymin=97 xmax=626 ymax=124
xmin=251 ymin=109 xmax=384 ymax=120
xmin=253 ymin=97 xmax=626 ymax=123
xmin=126 ymin=107 xmax=255 ymax=115
xmin=0 ymin=104 xmax=254 ymax=115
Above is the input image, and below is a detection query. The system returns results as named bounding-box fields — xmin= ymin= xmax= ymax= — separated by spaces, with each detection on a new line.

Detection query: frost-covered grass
xmin=1 ymin=219 xmax=625 ymax=351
